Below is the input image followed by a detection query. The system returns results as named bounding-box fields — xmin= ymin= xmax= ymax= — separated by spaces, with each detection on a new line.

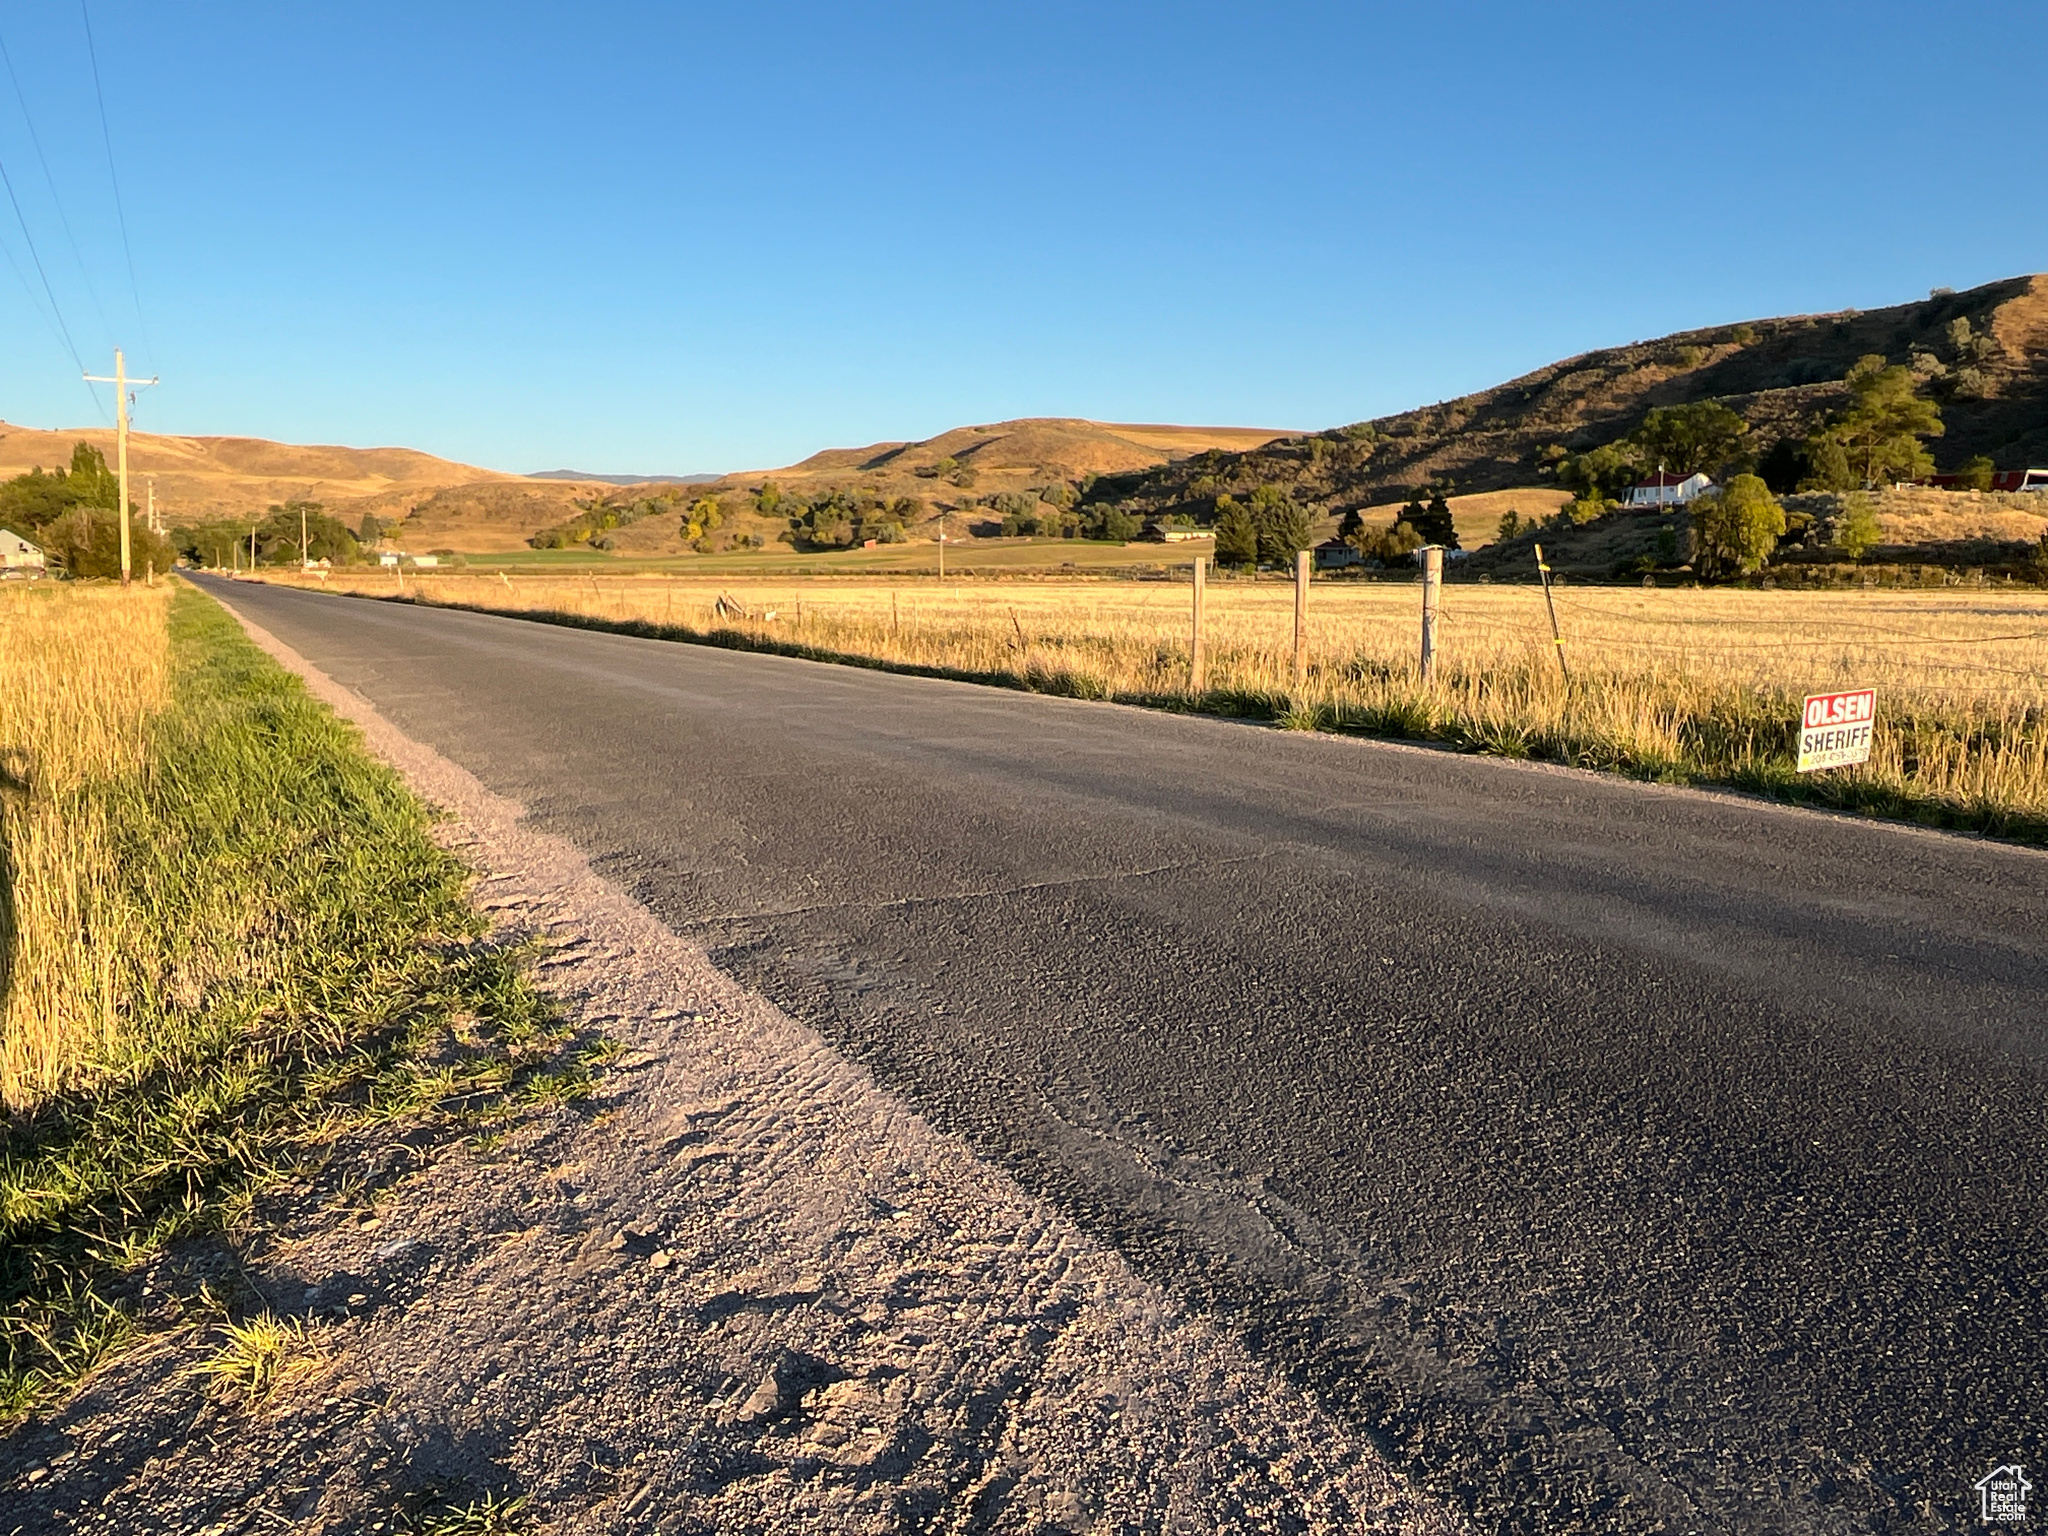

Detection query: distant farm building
xmin=1314 ymin=538 xmax=1362 ymax=569
xmin=1626 ymin=472 xmax=1714 ymax=508
xmin=1926 ymin=468 xmax=2048 ymax=492
xmin=1141 ymin=522 xmax=1210 ymax=542
xmin=0 ymin=528 xmax=45 ymax=574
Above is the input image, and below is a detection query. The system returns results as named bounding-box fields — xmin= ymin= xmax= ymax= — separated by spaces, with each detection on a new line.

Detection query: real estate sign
xmin=1798 ymin=688 xmax=1877 ymax=773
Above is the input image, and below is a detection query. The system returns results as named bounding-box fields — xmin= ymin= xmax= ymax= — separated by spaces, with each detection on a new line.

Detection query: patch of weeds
xmin=1275 ymin=699 xmax=1330 ymax=732
xmin=0 ymin=590 xmax=586 ymax=1417
xmin=575 ymin=1035 xmax=626 ymax=1068
xmin=517 ymin=1063 xmax=595 ymax=1108
xmin=189 ymin=1312 xmax=317 ymax=1405
xmin=1025 ymin=661 xmax=1109 ymax=700
xmin=0 ymin=1279 xmax=137 ymax=1417
xmin=408 ymin=1490 xmax=532 ymax=1534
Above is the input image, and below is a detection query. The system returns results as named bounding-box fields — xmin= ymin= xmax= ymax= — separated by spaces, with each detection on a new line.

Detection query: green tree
xmin=683 ymin=496 xmax=725 ymax=543
xmin=753 ymin=480 xmax=783 ymax=515
xmin=0 ymin=442 xmax=124 ymax=534
xmin=1405 ymin=492 xmax=1458 ymax=548
xmin=1350 ymin=519 xmax=1423 ymax=564
xmin=1834 ymin=493 xmax=1881 ymax=560
xmin=1807 ymin=355 xmax=1944 ymax=488
xmin=1798 ymin=432 xmax=1857 ymax=492
xmin=1757 ymin=437 xmax=1808 ymax=495
xmin=1084 ymin=504 xmax=1140 ymax=541
xmin=1248 ymin=485 xmax=1313 ymax=564
xmin=1496 ymin=509 xmax=1523 ymax=542
xmin=1558 ymin=489 xmax=1610 ymax=526
xmin=256 ymin=501 xmax=359 ymax=564
xmin=1690 ymin=474 xmax=1785 ymax=579
xmin=65 ymin=442 xmax=120 ymax=509
xmin=1955 ymin=455 xmax=1996 ymax=492
xmin=1557 ymin=441 xmax=1646 ymax=501
xmin=1212 ymin=495 xmax=1259 ymax=568
xmin=39 ymin=508 xmax=173 ymax=578
xmin=1632 ymin=402 xmax=1750 ymax=478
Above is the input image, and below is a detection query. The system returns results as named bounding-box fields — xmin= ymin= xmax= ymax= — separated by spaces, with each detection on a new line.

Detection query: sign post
xmin=1797 ymin=688 xmax=1877 ymax=773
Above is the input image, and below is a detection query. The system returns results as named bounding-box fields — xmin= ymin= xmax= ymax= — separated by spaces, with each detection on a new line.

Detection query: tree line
xmin=0 ymin=443 xmax=175 ymax=577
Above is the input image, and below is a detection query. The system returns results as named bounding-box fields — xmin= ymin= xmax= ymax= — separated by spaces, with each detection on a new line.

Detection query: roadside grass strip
xmin=0 ymin=584 xmax=580 ymax=1415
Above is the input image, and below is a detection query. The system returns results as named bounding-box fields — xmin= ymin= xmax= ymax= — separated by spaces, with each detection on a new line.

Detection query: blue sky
xmin=0 ymin=2 xmax=2041 ymax=475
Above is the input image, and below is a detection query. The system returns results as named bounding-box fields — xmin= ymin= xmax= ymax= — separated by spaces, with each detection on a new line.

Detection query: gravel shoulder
xmin=0 ymin=599 xmax=1466 ymax=1535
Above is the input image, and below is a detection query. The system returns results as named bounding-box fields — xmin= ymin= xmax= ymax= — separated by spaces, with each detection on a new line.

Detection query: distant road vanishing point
xmin=202 ymin=576 xmax=2047 ymax=1536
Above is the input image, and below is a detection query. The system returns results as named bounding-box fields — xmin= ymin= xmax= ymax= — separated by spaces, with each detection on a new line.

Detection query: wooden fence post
xmin=1190 ymin=555 xmax=1208 ymax=693
xmin=1420 ymin=544 xmax=1443 ymax=685
xmin=1293 ymin=549 xmax=1310 ymax=692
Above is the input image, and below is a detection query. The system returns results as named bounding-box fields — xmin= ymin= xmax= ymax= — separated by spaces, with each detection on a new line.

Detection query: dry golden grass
xmin=1869 ymin=486 xmax=2048 ymax=546
xmin=0 ymin=584 xmax=172 ymax=1105
xmin=266 ymin=568 xmax=2048 ymax=836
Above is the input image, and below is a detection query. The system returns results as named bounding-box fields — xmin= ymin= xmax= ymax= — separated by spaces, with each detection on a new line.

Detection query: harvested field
xmin=255 ymin=570 xmax=2048 ymax=839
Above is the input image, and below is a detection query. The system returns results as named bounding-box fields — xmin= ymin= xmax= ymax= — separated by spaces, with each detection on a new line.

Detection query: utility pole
xmin=300 ymin=503 xmax=309 ymax=568
xmin=937 ymin=507 xmax=946 ymax=581
xmin=146 ymin=477 xmax=156 ymax=533
xmin=1189 ymin=555 xmax=1207 ymax=693
xmin=83 ymin=349 xmax=159 ymax=586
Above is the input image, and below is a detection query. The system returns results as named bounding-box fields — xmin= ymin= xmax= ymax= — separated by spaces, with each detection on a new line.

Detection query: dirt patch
xmin=0 ymin=603 xmax=1465 ymax=1535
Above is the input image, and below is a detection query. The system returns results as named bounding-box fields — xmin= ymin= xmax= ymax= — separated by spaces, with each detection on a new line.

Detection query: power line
xmin=0 ymin=141 xmax=104 ymax=419
xmin=77 ymin=0 xmax=148 ymax=370
xmin=0 ymin=153 xmax=79 ymax=366
xmin=0 ymin=27 xmax=113 ymax=348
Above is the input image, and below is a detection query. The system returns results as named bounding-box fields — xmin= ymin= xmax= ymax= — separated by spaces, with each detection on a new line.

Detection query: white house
xmin=1627 ymin=472 xmax=1714 ymax=508
xmin=0 ymin=528 xmax=45 ymax=574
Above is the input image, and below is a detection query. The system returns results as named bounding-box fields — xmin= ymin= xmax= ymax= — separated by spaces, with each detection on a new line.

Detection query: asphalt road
xmin=200 ymin=577 xmax=2047 ymax=1536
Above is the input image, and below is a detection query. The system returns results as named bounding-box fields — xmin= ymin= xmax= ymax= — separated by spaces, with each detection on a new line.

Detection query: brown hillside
xmin=587 ymin=418 xmax=1299 ymax=558
xmin=727 ymin=418 xmax=1294 ymax=493
xmin=0 ymin=421 xmax=579 ymax=525
xmin=1083 ymin=274 xmax=2048 ymax=524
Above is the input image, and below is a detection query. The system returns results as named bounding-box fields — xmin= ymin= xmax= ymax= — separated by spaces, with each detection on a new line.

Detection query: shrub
xmin=1084 ymin=504 xmax=1140 ymax=542
xmin=1834 ymin=494 xmax=1882 ymax=560
xmin=1690 ymin=474 xmax=1785 ymax=579
xmin=1350 ymin=519 xmax=1423 ymax=564
xmin=39 ymin=509 xmax=174 ymax=579
xmin=1956 ymin=455 xmax=1996 ymax=492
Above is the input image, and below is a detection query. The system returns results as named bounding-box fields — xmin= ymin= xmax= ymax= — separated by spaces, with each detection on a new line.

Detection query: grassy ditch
xmin=263 ymin=571 xmax=2048 ymax=844
xmin=0 ymin=582 xmax=584 ymax=1414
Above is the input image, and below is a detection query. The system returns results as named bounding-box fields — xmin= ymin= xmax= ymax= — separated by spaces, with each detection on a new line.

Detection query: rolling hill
xmin=1078 ymin=274 xmax=2048 ymax=525
xmin=0 ymin=422 xmax=579 ymax=525
xmin=0 ymin=416 xmax=1296 ymax=555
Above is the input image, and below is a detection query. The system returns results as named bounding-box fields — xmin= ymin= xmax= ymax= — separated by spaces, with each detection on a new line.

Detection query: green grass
xmin=0 ymin=587 xmax=579 ymax=1415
